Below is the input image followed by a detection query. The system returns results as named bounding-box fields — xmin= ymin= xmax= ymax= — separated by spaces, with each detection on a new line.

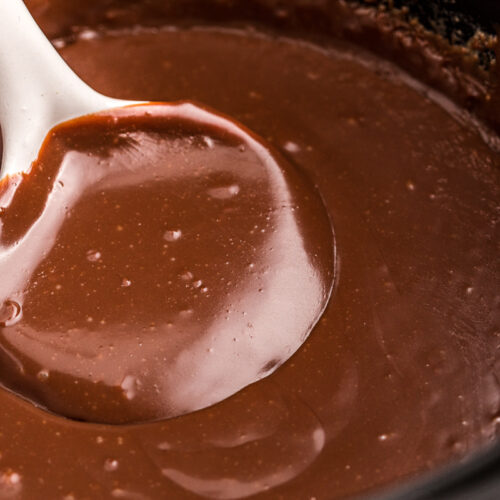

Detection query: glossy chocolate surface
xmin=0 ymin=12 xmax=498 ymax=500
xmin=0 ymin=103 xmax=334 ymax=424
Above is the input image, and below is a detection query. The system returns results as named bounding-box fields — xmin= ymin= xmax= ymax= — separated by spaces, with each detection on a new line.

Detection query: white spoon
xmin=0 ymin=0 xmax=142 ymax=180
xmin=0 ymin=1 xmax=336 ymax=426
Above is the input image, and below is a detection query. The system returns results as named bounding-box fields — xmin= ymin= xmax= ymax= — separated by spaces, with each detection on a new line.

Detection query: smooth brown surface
xmin=0 ymin=23 xmax=499 ymax=500
xmin=0 ymin=102 xmax=334 ymax=424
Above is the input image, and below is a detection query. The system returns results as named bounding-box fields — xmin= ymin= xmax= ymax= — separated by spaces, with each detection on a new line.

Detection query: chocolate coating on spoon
xmin=0 ymin=102 xmax=335 ymax=424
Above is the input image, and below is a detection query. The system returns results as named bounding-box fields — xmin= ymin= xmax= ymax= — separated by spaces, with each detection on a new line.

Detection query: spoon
xmin=0 ymin=0 xmax=141 ymax=180
xmin=0 ymin=0 xmax=335 ymax=424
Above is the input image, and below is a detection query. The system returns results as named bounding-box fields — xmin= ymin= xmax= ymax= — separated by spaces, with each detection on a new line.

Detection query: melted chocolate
xmin=0 ymin=16 xmax=498 ymax=500
xmin=0 ymin=103 xmax=334 ymax=424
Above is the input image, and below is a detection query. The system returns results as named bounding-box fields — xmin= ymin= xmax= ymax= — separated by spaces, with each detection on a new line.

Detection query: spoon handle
xmin=0 ymin=0 xmax=125 ymax=178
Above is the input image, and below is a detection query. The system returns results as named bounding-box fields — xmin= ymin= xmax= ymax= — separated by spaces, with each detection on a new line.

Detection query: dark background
xmin=359 ymin=0 xmax=499 ymax=68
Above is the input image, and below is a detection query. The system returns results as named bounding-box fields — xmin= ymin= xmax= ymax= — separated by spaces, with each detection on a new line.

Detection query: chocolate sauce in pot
xmin=0 ymin=14 xmax=498 ymax=500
